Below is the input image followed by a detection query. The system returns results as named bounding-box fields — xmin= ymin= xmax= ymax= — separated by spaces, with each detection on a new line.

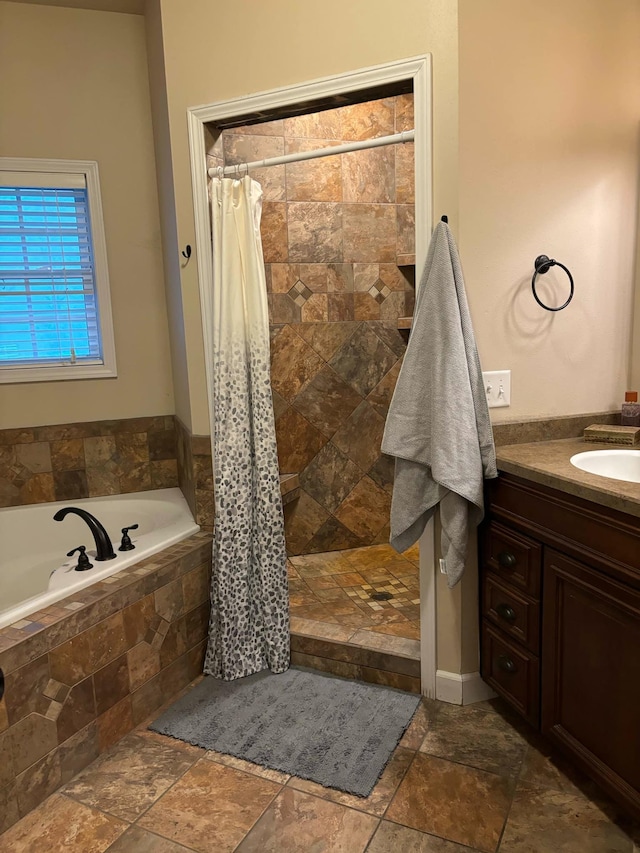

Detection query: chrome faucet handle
xmin=66 ymin=545 xmax=93 ymax=572
xmin=119 ymin=524 xmax=139 ymax=552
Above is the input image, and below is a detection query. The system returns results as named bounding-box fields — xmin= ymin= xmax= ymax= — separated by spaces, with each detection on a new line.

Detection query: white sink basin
xmin=570 ymin=449 xmax=640 ymax=483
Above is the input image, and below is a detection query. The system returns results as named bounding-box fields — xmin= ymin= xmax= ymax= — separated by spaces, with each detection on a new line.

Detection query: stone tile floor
xmin=288 ymin=543 xmax=421 ymax=642
xmin=2 ymin=682 xmax=638 ymax=852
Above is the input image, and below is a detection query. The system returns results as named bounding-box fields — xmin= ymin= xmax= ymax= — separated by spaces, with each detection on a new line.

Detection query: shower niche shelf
xmin=397 ymin=316 xmax=413 ymax=330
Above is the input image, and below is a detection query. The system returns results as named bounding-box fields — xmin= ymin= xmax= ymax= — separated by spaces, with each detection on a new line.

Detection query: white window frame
xmin=0 ymin=157 xmax=117 ymax=383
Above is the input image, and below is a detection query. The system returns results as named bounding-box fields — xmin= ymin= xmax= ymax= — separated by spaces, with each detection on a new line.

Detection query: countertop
xmin=495 ymin=437 xmax=640 ymax=520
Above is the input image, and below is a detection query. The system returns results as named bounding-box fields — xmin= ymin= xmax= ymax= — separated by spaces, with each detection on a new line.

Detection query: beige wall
xmin=459 ymin=0 xmax=640 ymax=421
xmin=0 ymin=1 xmax=173 ymax=429
xmin=153 ymin=0 xmax=459 ymax=434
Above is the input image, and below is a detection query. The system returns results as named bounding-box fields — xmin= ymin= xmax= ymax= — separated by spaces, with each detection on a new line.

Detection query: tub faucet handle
xmin=67 ymin=545 xmax=93 ymax=572
xmin=119 ymin=524 xmax=139 ymax=552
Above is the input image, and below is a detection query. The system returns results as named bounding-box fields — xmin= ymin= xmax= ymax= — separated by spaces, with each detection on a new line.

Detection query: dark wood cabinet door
xmin=542 ymin=548 xmax=640 ymax=818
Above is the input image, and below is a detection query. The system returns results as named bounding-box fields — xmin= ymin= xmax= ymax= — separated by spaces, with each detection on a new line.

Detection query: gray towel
xmin=381 ymin=221 xmax=497 ymax=588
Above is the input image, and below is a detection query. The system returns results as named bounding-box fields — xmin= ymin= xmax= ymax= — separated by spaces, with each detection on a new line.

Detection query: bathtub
xmin=0 ymin=487 xmax=200 ymax=630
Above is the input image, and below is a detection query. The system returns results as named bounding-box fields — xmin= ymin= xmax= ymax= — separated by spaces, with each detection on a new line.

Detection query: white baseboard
xmin=435 ymin=670 xmax=497 ymax=705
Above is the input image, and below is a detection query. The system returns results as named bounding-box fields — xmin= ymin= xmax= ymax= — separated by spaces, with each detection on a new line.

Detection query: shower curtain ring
xmin=217 ymin=166 xmax=224 ymax=180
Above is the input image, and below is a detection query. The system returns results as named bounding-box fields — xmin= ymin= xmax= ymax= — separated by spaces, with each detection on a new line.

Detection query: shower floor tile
xmin=288 ymin=543 xmax=420 ymax=646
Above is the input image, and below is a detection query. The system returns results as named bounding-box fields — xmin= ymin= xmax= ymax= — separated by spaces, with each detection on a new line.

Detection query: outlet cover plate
xmin=483 ymin=370 xmax=511 ymax=408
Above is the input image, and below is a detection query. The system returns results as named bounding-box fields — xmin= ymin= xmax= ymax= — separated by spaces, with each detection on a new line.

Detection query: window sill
xmin=0 ymin=363 xmax=117 ymax=384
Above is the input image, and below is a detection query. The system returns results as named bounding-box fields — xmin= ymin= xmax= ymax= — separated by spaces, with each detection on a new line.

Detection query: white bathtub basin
xmin=0 ymin=488 xmax=200 ymax=629
xmin=570 ymin=449 xmax=640 ymax=483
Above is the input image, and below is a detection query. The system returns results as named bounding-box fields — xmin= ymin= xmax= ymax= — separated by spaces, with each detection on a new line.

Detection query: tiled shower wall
xmin=208 ymin=95 xmax=415 ymax=554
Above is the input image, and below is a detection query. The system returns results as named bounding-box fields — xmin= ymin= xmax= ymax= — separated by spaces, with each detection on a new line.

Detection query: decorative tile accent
xmin=368 ymin=278 xmax=392 ymax=303
xmin=289 ymin=279 xmax=313 ymax=306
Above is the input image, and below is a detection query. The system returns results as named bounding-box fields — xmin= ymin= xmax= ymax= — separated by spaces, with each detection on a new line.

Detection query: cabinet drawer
xmin=484 ymin=521 xmax=542 ymax=597
xmin=481 ymin=620 xmax=540 ymax=727
xmin=482 ymin=574 xmax=540 ymax=654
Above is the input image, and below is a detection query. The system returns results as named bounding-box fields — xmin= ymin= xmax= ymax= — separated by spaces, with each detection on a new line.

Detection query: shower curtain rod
xmin=208 ymin=129 xmax=415 ymax=178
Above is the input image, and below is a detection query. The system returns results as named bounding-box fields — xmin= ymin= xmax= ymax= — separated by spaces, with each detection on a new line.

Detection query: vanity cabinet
xmin=480 ymin=472 xmax=640 ymax=818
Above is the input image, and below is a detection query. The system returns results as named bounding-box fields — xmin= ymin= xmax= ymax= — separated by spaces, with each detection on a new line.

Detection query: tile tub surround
xmin=0 ymin=531 xmax=213 ymax=834
xmin=0 ymin=416 xmax=178 ymax=509
xmin=2 ymin=692 xmax=639 ymax=852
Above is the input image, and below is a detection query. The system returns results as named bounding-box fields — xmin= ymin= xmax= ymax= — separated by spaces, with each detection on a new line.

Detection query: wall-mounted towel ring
xmin=531 ymin=255 xmax=574 ymax=312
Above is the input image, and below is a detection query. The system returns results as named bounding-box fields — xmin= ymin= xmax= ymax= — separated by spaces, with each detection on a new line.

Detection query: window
xmin=0 ymin=158 xmax=116 ymax=383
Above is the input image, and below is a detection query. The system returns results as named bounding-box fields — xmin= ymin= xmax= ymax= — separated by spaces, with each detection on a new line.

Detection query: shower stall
xmin=190 ymin=57 xmax=434 ymax=693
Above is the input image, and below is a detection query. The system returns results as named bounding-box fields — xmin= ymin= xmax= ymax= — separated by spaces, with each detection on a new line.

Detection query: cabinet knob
xmin=496 ymin=603 xmax=517 ymax=623
xmin=497 ymin=550 xmax=517 ymax=569
xmin=497 ymin=654 xmax=517 ymax=674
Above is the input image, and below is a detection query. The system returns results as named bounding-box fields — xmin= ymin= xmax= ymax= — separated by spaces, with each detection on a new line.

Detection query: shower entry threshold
xmin=287 ymin=544 xmax=421 ymax=693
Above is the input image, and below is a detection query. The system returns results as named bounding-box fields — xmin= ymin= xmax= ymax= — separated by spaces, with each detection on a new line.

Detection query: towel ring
xmin=531 ymin=255 xmax=574 ymax=312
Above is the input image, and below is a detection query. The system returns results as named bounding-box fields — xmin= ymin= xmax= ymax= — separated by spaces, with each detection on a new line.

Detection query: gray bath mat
xmin=149 ymin=667 xmax=420 ymax=797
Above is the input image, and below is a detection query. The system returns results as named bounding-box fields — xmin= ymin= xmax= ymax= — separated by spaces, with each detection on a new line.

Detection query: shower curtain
xmin=203 ymin=175 xmax=290 ymax=681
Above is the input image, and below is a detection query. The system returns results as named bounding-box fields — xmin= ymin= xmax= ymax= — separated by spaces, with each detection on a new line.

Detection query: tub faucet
xmin=53 ymin=507 xmax=117 ymax=561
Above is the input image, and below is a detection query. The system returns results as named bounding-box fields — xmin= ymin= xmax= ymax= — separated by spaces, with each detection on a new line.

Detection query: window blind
xmin=0 ymin=183 xmax=103 ymax=367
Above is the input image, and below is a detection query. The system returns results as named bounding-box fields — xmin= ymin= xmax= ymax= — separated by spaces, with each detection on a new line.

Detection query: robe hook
xmin=181 ymin=244 xmax=192 ymax=261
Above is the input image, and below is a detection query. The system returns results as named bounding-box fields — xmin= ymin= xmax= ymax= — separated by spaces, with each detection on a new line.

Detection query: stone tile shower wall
xmin=212 ymin=96 xmax=415 ymax=554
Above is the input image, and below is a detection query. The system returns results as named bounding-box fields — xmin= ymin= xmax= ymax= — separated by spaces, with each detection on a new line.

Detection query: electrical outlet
xmin=482 ymin=370 xmax=511 ymax=408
